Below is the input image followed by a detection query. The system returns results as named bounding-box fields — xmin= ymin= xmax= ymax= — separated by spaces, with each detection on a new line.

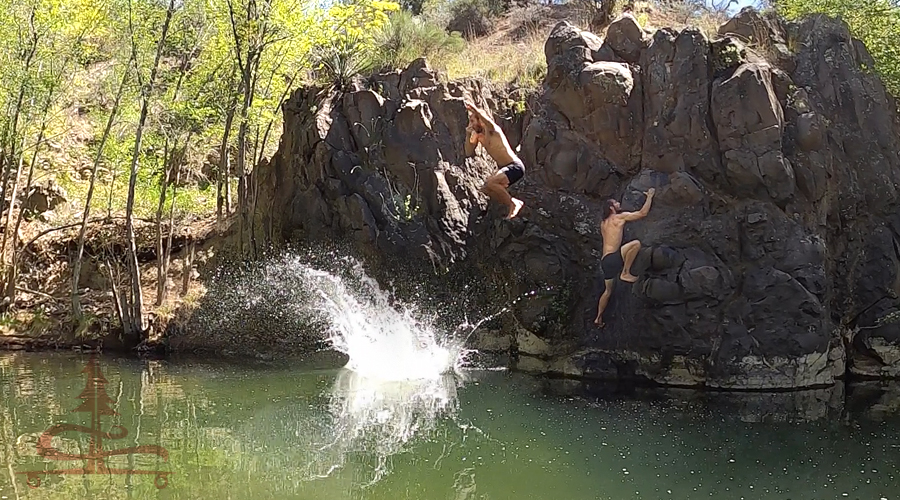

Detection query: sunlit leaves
xmin=0 ymin=0 xmax=402 ymax=218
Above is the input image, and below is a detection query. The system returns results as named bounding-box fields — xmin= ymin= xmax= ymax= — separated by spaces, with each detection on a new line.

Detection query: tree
xmin=0 ymin=4 xmax=41 ymax=268
xmin=6 ymin=67 xmax=59 ymax=303
xmin=0 ymin=0 xmax=411 ymax=338
xmin=150 ymin=5 xmax=211 ymax=306
xmin=120 ymin=0 xmax=178 ymax=338
xmin=72 ymin=61 xmax=131 ymax=320
xmin=0 ymin=0 xmax=103 ymax=308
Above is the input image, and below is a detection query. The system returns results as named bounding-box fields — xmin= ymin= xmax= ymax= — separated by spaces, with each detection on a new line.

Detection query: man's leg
xmin=594 ymin=278 xmax=615 ymax=327
xmin=619 ymin=240 xmax=641 ymax=283
xmin=482 ymin=172 xmax=523 ymax=219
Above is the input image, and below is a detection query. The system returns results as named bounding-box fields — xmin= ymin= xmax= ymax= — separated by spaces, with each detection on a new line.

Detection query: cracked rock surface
xmin=248 ymin=10 xmax=900 ymax=389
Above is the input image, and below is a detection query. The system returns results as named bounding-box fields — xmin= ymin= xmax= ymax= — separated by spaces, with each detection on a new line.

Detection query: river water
xmin=0 ymin=352 xmax=898 ymax=500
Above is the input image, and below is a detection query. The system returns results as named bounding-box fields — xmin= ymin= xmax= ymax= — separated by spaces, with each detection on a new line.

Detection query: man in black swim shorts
xmin=465 ymin=102 xmax=525 ymax=219
xmin=594 ymin=189 xmax=655 ymax=327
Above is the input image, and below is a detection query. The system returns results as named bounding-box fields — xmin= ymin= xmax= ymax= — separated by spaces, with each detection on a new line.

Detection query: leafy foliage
xmin=775 ymin=0 xmax=900 ymax=96
xmin=0 ymin=0 xmax=407 ymax=224
xmin=312 ymin=32 xmax=377 ymax=87
xmin=370 ymin=10 xmax=465 ymax=70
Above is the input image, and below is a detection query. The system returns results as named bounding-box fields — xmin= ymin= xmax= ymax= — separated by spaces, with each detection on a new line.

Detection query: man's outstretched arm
xmin=466 ymin=103 xmax=496 ymax=132
xmin=619 ymin=188 xmax=655 ymax=221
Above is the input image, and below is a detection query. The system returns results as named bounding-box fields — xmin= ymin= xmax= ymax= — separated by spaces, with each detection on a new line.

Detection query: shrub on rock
xmin=372 ymin=11 xmax=466 ymax=70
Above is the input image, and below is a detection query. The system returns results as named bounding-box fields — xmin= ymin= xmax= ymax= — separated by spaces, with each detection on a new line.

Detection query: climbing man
xmin=594 ymin=188 xmax=655 ymax=327
xmin=464 ymin=102 xmax=525 ymax=219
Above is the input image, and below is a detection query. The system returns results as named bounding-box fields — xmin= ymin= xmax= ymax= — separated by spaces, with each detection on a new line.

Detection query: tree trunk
xmin=157 ymin=133 xmax=190 ymax=306
xmin=251 ymin=65 xmax=298 ymax=253
xmin=236 ymin=46 xmax=266 ymax=256
xmin=0 ymin=136 xmax=28 ymax=265
xmin=105 ymin=255 xmax=125 ymax=328
xmin=236 ymin=61 xmax=254 ymax=257
xmin=255 ymin=67 xmax=299 ymax=168
xmin=154 ymin=137 xmax=174 ymax=307
xmin=73 ymin=64 xmax=130 ymax=319
xmin=217 ymin=86 xmax=238 ymax=230
xmin=226 ymin=0 xmax=274 ymax=252
xmin=123 ymin=0 xmax=176 ymax=338
xmin=6 ymin=86 xmax=55 ymax=304
xmin=161 ymin=147 xmax=183 ymax=303
xmin=181 ymin=238 xmax=194 ymax=296
xmin=224 ymin=167 xmax=231 ymax=216
xmin=154 ymin=44 xmax=192 ymax=307
xmin=0 ymin=11 xmax=38 ymax=223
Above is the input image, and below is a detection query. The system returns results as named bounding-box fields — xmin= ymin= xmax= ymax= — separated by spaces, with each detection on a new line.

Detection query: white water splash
xmin=211 ymin=253 xmax=496 ymax=485
xmin=282 ymin=256 xmax=486 ymax=484
xmin=299 ymin=260 xmax=472 ymax=380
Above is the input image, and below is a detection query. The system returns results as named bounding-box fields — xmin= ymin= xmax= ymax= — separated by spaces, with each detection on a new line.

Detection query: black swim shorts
xmin=600 ymin=251 xmax=624 ymax=280
xmin=498 ymin=158 xmax=525 ymax=186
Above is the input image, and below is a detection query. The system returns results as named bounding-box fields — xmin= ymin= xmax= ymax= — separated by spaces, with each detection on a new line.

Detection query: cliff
xmin=245 ymin=8 xmax=900 ymax=389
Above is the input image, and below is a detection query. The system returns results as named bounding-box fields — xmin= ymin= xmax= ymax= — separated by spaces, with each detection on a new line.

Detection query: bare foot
xmin=594 ymin=317 xmax=605 ymax=327
xmin=506 ymin=198 xmax=525 ymax=219
xmin=620 ymin=272 xmax=639 ymax=283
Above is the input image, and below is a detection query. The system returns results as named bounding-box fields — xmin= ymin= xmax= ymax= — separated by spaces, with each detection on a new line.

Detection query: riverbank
xmin=0 ymin=213 xmax=225 ymax=353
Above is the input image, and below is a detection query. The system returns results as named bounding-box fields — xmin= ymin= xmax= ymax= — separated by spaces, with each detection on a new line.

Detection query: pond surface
xmin=0 ymin=352 xmax=898 ymax=499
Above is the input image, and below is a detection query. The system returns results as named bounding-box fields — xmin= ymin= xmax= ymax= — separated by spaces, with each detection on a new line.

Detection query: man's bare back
xmin=469 ymin=120 xmax=515 ymax=166
xmin=594 ymin=189 xmax=655 ymax=327
xmin=465 ymin=102 xmax=525 ymax=219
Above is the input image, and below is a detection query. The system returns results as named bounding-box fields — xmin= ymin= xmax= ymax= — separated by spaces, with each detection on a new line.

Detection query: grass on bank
xmin=439 ymin=25 xmax=546 ymax=86
xmin=631 ymin=0 xmax=728 ymax=39
xmin=363 ymin=8 xmax=547 ymax=88
xmin=372 ymin=0 xmax=735 ymax=89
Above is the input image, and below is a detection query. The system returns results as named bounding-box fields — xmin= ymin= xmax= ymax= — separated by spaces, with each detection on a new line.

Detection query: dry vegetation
xmin=632 ymin=1 xmax=731 ymax=38
xmin=442 ymin=22 xmax=548 ymax=86
xmin=0 ymin=214 xmax=219 ymax=344
xmin=432 ymin=0 xmax=741 ymax=88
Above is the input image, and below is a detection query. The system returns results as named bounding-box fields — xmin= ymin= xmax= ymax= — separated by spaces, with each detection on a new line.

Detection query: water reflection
xmin=307 ymin=368 xmax=463 ymax=484
xmin=540 ymin=379 xmax=847 ymax=423
xmin=1 ymin=352 xmax=900 ymax=500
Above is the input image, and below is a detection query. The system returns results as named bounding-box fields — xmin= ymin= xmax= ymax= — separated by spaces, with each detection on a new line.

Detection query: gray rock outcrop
xmin=244 ymin=11 xmax=900 ymax=389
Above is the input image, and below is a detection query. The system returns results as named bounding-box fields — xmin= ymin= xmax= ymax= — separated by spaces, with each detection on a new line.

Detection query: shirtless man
xmin=594 ymin=188 xmax=655 ymax=327
xmin=464 ymin=102 xmax=525 ymax=219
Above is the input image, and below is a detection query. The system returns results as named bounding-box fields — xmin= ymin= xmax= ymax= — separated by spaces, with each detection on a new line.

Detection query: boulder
xmin=604 ymin=13 xmax=648 ymax=64
xmin=524 ymin=22 xmax=643 ymax=194
xmin=717 ymin=7 xmax=795 ymax=71
xmin=640 ymin=28 xmax=718 ymax=176
xmin=712 ymin=62 xmax=795 ymax=202
xmin=23 ymin=181 xmax=68 ymax=216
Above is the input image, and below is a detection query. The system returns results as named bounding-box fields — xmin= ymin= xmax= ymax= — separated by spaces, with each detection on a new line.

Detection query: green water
xmin=0 ymin=352 xmax=898 ymax=500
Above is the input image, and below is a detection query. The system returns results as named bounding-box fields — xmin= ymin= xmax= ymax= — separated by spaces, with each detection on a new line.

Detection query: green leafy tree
xmin=0 ymin=0 xmax=413 ymax=332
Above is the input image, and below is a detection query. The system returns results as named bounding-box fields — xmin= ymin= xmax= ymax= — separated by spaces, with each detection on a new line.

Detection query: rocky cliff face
xmin=250 ymin=8 xmax=900 ymax=389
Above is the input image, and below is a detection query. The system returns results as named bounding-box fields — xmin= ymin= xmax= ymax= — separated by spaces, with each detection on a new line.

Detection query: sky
xmin=706 ymin=0 xmax=764 ymax=14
